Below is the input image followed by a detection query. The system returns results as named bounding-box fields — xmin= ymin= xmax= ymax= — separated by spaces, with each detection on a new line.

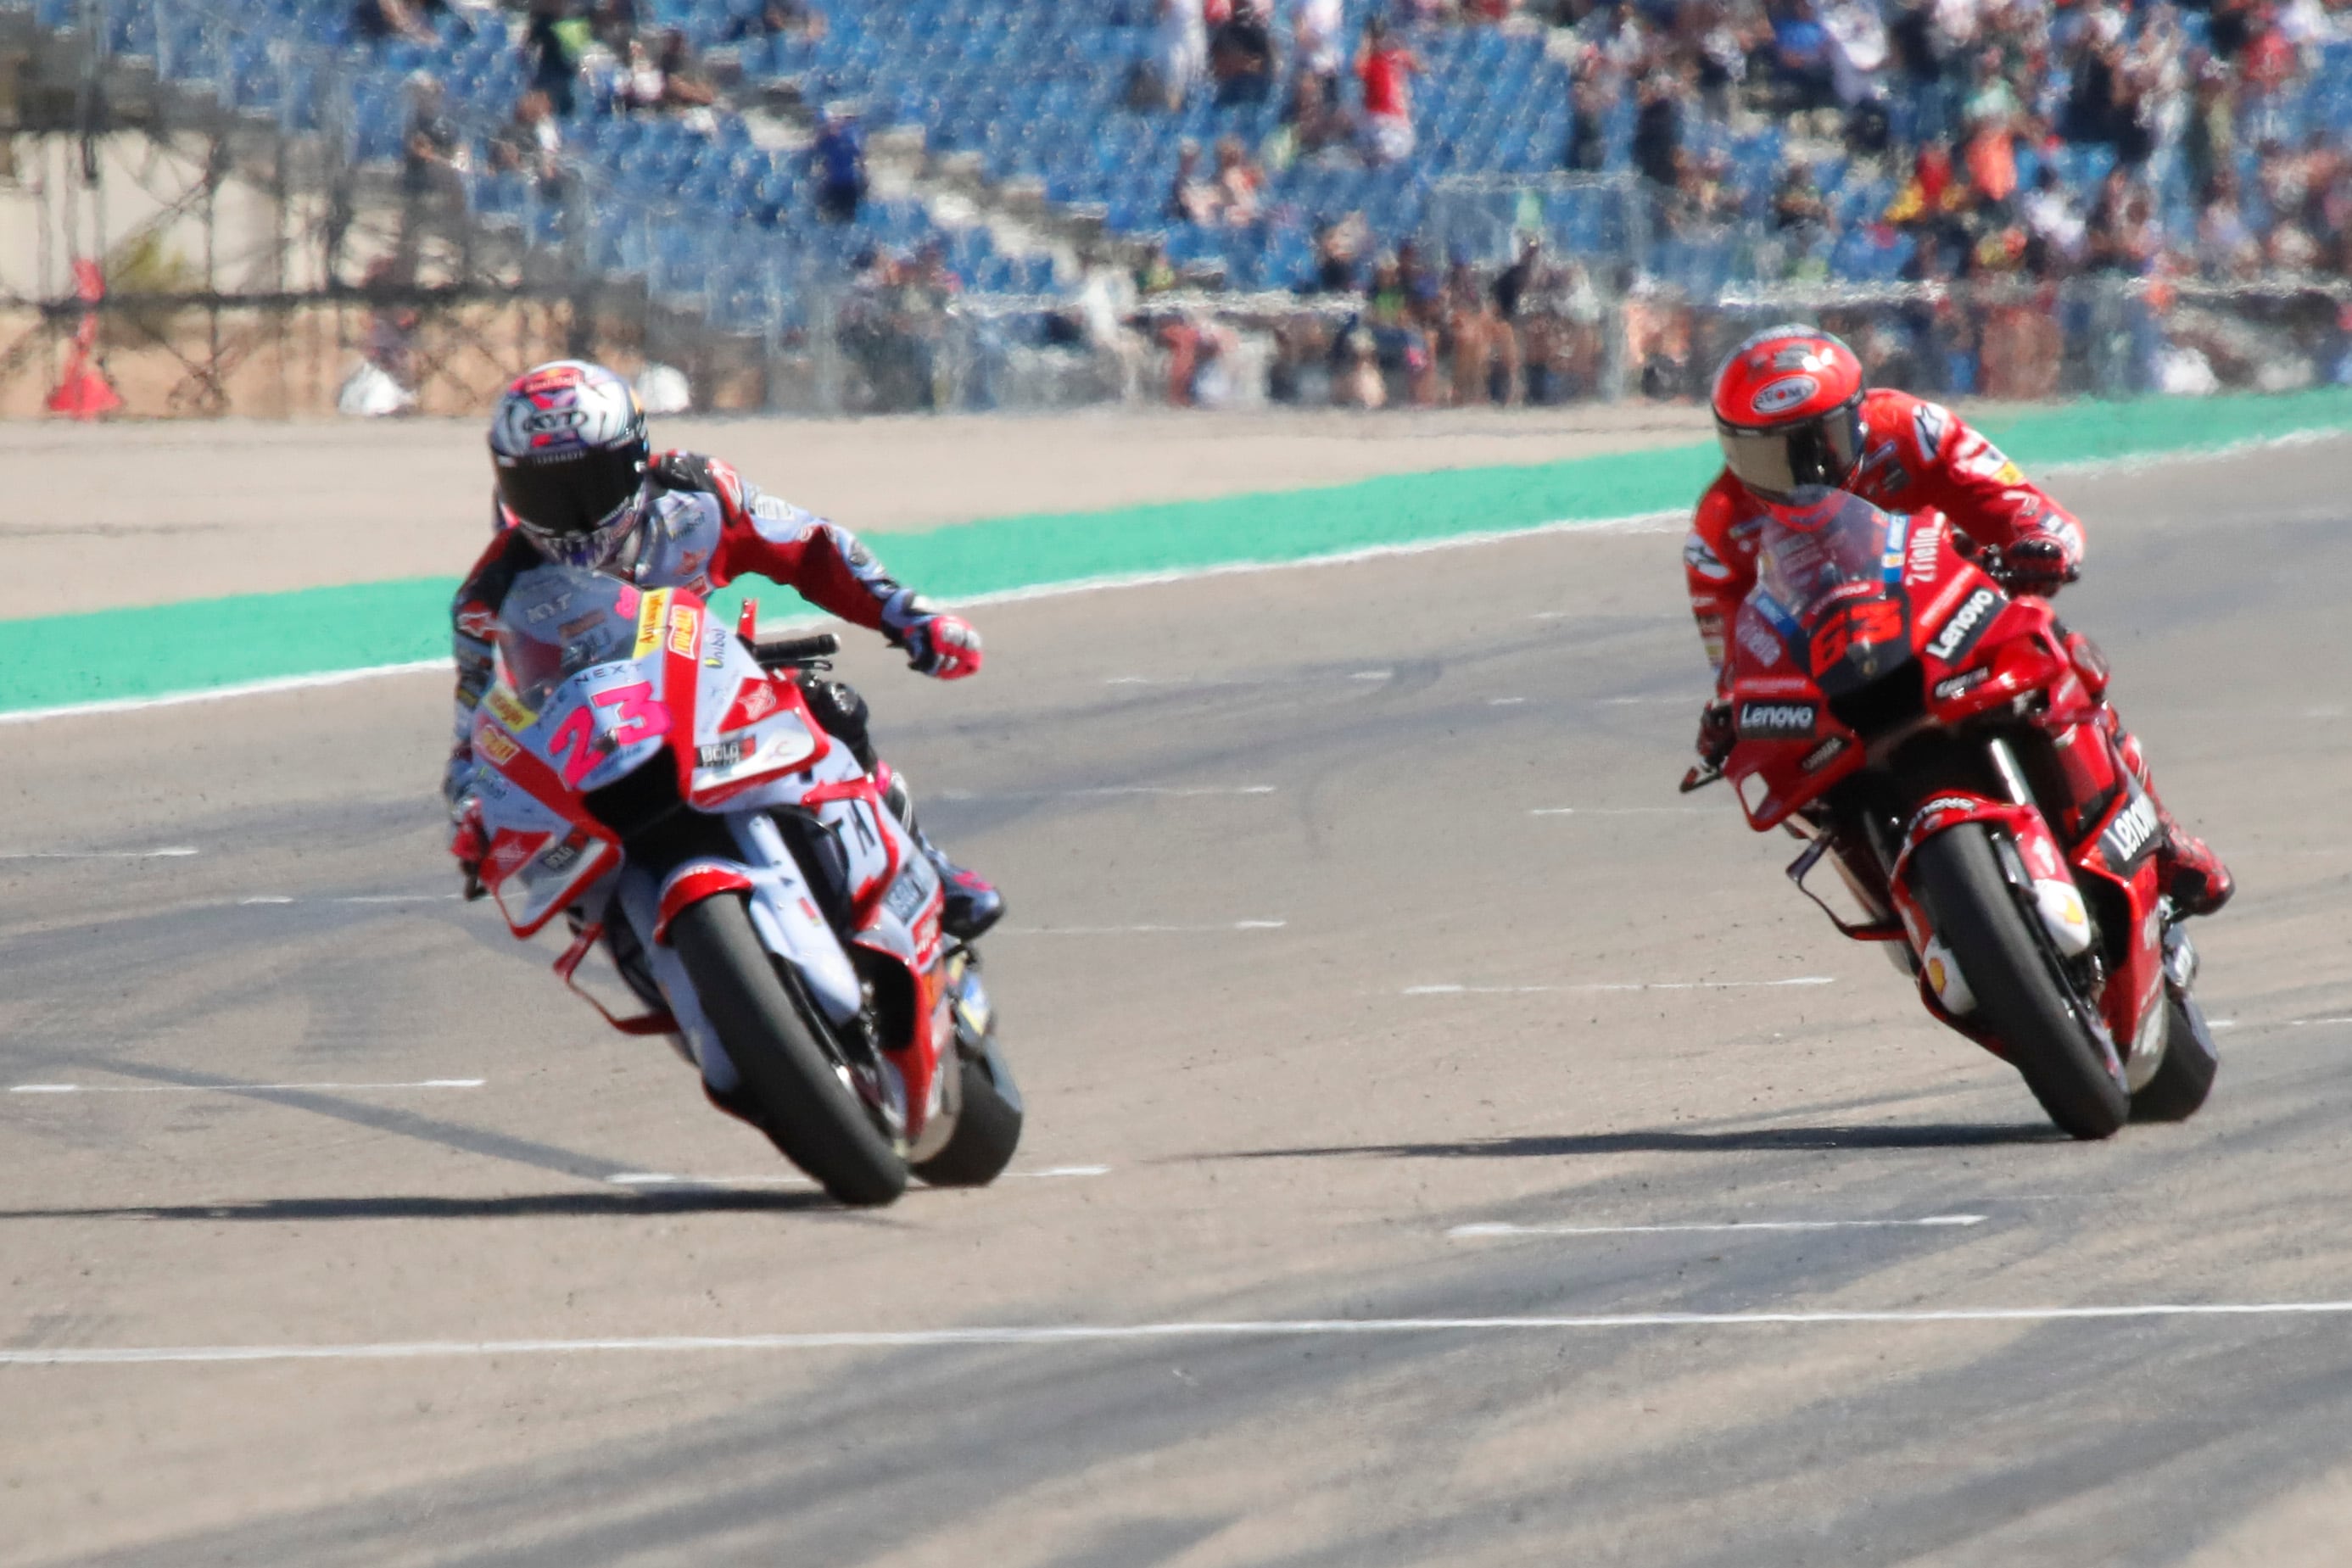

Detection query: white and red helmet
xmin=488 ymin=360 xmax=650 ymax=567
xmin=1711 ymin=326 xmax=1867 ymax=526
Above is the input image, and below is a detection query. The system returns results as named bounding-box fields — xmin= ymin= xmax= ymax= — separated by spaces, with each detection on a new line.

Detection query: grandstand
xmin=5 ymin=0 xmax=2349 ymax=411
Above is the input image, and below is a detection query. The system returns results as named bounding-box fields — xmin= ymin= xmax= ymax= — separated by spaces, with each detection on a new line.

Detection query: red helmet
xmin=1711 ymin=326 xmax=1866 ymax=521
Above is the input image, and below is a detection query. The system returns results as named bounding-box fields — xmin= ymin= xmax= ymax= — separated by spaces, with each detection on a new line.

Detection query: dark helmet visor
xmin=494 ymin=443 xmax=646 ymax=539
xmin=1718 ymin=397 xmax=1864 ymax=504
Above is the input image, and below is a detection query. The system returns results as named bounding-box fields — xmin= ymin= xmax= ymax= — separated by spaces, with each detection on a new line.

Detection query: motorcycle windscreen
xmin=1753 ymin=494 xmax=1916 ymax=698
xmin=494 ymin=564 xmax=647 ymax=707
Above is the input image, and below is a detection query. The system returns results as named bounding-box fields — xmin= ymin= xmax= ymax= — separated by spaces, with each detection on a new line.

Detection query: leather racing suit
xmin=444 ymin=449 xmax=1001 ymax=933
xmin=1683 ymin=388 xmax=2231 ymax=914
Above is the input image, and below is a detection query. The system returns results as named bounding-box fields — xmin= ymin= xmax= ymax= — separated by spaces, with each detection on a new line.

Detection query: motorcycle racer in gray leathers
xmin=444 ymin=359 xmax=1002 ymax=939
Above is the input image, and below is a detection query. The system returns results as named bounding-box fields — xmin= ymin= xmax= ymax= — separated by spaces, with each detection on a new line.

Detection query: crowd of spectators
xmin=1529 ymin=0 xmax=2352 ymax=293
xmin=357 ymin=0 xmax=2347 ymax=409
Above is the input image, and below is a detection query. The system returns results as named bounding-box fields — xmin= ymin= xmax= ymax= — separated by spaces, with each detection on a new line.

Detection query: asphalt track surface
xmin=4 ymin=437 xmax=2350 ymax=1565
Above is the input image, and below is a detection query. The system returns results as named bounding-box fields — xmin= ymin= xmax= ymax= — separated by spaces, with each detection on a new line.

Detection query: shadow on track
xmin=0 ymin=1190 xmax=842 ymax=1222
xmin=1211 ymin=1122 xmax=2066 ymax=1161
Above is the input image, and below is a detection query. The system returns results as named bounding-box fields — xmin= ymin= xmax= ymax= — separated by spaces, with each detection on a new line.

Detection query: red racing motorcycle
xmin=1684 ymin=489 xmax=2217 ymax=1139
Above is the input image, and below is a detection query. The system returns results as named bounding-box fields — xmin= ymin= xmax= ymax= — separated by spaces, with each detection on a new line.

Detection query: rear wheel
xmin=913 ymin=1038 xmax=1025 ymax=1188
xmin=1910 ymin=824 xmax=2129 ymax=1140
xmin=668 ymin=895 xmax=908 ymax=1206
xmin=2131 ymin=990 xmax=2220 ymax=1123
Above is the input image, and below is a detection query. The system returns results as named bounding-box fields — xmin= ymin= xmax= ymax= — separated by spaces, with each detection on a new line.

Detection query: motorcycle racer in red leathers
xmin=1686 ymin=326 xmax=2232 ymax=917
xmin=444 ymin=359 xmax=1003 ymax=938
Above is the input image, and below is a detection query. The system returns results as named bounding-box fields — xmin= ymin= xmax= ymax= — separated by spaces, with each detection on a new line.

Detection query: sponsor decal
xmin=1908 ymin=795 xmax=1986 ymax=835
xmin=483 ymin=833 xmax=541 ymax=885
xmin=666 ymin=603 xmax=700 ymax=658
xmin=1912 ymin=401 xmax=1952 ymax=456
xmin=2020 ymin=830 xmax=2065 ymax=880
xmin=1957 ymin=435 xmax=2015 ymax=482
xmin=1994 ymin=460 xmax=2025 ymax=486
xmin=1735 ymin=616 xmax=1785 ymax=668
xmin=476 ymin=724 xmax=521 ymax=767
xmin=1768 ymin=343 xmax=1826 ymax=371
xmin=1737 ymin=700 xmax=1818 ymax=739
xmin=1932 ymin=666 xmax=1992 ymax=702
xmin=633 ymin=589 xmax=672 ymax=658
xmin=1904 ymin=527 xmax=1941 ymax=584
xmin=1684 ymin=534 xmax=1734 ymax=582
xmin=1925 ymin=586 xmax=2003 ymax=663
xmin=456 ymin=603 xmax=500 ymax=640
xmin=696 ymin=737 xmax=751 ymax=770
xmin=722 ymin=677 xmax=782 ymax=732
xmin=523 ymin=594 xmax=573 ymax=624
xmin=538 ymin=834 xmax=586 ymax=874
xmin=1749 ymin=374 xmax=1820 ymax=416
xmin=485 ymin=685 xmax=536 ymax=733
xmin=1800 ymin=735 xmax=1849 ymax=773
xmin=883 ymin=859 xmax=936 ymax=924
xmin=521 ymin=407 xmax=586 ymax=437
xmin=2100 ymin=787 xmax=2161 ymax=873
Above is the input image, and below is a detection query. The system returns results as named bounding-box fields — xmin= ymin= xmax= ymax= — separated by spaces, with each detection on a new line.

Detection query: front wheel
xmin=1910 ymin=824 xmax=2129 ymax=1140
xmin=913 ymin=1038 xmax=1025 ymax=1187
xmin=668 ymin=895 xmax=908 ymax=1206
xmin=2131 ymin=989 xmax=2221 ymax=1123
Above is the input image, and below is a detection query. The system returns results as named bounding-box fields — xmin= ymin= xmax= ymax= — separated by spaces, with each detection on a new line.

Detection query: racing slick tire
xmin=1911 ymin=824 xmax=2130 ymax=1140
xmin=2130 ymin=990 xmax=2221 ymax=1123
xmin=913 ymin=1036 xmax=1024 ymax=1188
xmin=669 ymin=894 xmax=908 ymax=1206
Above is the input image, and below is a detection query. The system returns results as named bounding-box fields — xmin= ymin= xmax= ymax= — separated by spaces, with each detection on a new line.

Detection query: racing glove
xmin=1991 ymin=534 xmax=2081 ymax=598
xmin=1696 ymin=696 xmax=1736 ymax=770
xmin=902 ymin=611 xmax=984 ymax=680
xmin=450 ymin=795 xmax=489 ymax=901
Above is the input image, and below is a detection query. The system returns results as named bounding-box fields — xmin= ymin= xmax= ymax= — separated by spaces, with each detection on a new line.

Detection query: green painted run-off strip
xmin=8 ymin=387 xmax=2351 ymax=716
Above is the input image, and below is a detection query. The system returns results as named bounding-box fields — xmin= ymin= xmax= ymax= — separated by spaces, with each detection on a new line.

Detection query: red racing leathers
xmin=1683 ymin=388 xmax=2231 ymax=914
xmin=1684 ymin=388 xmax=2083 ymax=672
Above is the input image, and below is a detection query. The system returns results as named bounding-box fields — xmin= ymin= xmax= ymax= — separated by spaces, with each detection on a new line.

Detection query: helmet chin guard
xmin=489 ymin=360 xmax=651 ymax=566
xmin=1710 ymin=327 xmax=1867 ymax=505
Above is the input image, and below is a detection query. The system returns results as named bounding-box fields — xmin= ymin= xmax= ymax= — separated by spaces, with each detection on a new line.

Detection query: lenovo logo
xmin=1737 ymin=700 xmax=1818 ymax=739
xmin=2101 ymin=790 xmax=2161 ymax=871
xmin=1927 ymin=587 xmax=2003 ymax=662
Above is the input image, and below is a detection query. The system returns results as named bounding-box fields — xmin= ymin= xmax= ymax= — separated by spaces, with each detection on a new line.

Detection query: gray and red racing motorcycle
xmin=1684 ymin=489 xmax=2218 ymax=1139
xmin=466 ymin=564 xmax=1021 ymax=1204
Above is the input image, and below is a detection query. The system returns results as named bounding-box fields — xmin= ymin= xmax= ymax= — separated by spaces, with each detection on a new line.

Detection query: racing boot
xmin=2115 ymin=728 xmax=2233 ymax=918
xmin=881 ymin=768 xmax=1004 ymax=941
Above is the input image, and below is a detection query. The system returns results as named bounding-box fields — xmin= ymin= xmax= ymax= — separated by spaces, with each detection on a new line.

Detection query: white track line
xmin=238 ymin=894 xmax=459 ymax=907
xmin=938 ymin=784 xmax=1277 ymax=801
xmin=1529 ymin=806 xmax=1706 ymax=817
xmin=22 ymin=1297 xmax=2352 ymax=1365
xmin=1450 ymin=1214 xmax=1987 ymax=1239
xmin=1489 ymin=697 xmax=1527 ymax=706
xmin=0 ymin=846 xmax=198 ymax=860
xmin=8 ymin=1079 xmax=484 ymax=1095
xmin=0 ymin=660 xmax=445 ymax=727
xmin=1000 ymin=920 xmax=1285 ymax=935
xmin=1405 ymin=978 xmax=1835 ymax=996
